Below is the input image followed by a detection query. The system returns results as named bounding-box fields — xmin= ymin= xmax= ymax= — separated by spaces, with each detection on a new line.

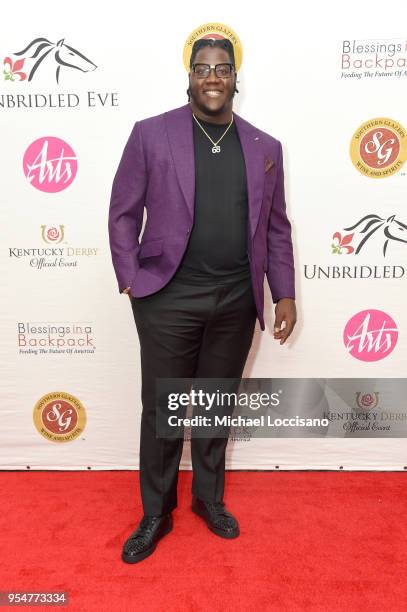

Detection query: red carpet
xmin=1 ymin=471 xmax=407 ymax=611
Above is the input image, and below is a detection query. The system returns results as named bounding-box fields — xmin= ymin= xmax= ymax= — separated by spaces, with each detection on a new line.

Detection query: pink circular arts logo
xmin=343 ymin=309 xmax=398 ymax=362
xmin=23 ymin=136 xmax=77 ymax=193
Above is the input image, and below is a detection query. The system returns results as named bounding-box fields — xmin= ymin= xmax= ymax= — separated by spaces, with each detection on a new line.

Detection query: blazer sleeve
xmin=108 ymin=121 xmax=147 ymax=293
xmin=266 ymin=140 xmax=296 ymax=303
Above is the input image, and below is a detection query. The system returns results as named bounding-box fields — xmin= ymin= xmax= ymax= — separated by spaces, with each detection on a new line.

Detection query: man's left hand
xmin=273 ymin=298 xmax=297 ymax=345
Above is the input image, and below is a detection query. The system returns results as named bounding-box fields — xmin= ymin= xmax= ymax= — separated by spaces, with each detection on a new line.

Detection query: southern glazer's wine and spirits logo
xmin=332 ymin=213 xmax=407 ymax=257
xmin=340 ymin=38 xmax=407 ymax=80
xmin=33 ymin=391 xmax=87 ymax=443
xmin=1 ymin=36 xmax=118 ymax=110
xmin=343 ymin=309 xmax=398 ymax=362
xmin=350 ymin=118 xmax=406 ymax=178
xmin=3 ymin=37 xmax=97 ymax=84
xmin=18 ymin=321 xmax=95 ymax=356
xmin=355 ymin=392 xmax=379 ymax=410
xmin=9 ymin=225 xmax=98 ymax=270
xmin=23 ymin=136 xmax=78 ymax=193
xmin=183 ymin=22 xmax=243 ymax=71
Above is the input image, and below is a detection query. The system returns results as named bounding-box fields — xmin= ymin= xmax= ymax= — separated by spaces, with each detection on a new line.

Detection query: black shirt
xmin=172 ymin=114 xmax=251 ymax=285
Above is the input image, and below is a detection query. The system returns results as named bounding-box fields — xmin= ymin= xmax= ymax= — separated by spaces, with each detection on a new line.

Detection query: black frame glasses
xmin=191 ymin=63 xmax=234 ymax=79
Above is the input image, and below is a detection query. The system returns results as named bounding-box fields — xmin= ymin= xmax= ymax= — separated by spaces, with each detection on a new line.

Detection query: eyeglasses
xmin=191 ymin=63 xmax=234 ymax=79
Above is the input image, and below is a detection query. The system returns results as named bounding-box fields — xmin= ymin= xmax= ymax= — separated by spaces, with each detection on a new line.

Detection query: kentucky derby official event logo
xmin=3 ymin=37 xmax=96 ymax=84
xmin=41 ymin=225 xmax=64 ymax=244
xmin=343 ymin=309 xmax=398 ymax=362
xmin=332 ymin=213 xmax=407 ymax=257
xmin=9 ymin=224 xmax=98 ymax=271
xmin=183 ymin=22 xmax=243 ymax=71
xmin=350 ymin=118 xmax=406 ymax=178
xmin=23 ymin=136 xmax=77 ymax=193
xmin=355 ymin=392 xmax=379 ymax=410
xmin=323 ymin=381 xmax=407 ymax=436
xmin=33 ymin=391 xmax=87 ymax=443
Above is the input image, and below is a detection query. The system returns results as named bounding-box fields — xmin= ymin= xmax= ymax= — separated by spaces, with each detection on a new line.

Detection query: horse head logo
xmin=332 ymin=213 xmax=407 ymax=257
xmin=9 ymin=37 xmax=97 ymax=83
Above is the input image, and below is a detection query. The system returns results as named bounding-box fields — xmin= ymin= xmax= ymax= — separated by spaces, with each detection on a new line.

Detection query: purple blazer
xmin=108 ymin=103 xmax=295 ymax=331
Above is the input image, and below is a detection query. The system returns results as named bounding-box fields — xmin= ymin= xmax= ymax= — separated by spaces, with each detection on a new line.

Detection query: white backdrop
xmin=1 ymin=0 xmax=406 ymax=470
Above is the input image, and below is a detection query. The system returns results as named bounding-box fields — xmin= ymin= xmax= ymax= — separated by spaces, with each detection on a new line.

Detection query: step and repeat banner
xmin=1 ymin=2 xmax=406 ymax=469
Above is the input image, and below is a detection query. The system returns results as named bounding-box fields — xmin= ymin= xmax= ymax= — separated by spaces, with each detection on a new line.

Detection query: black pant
xmin=130 ymin=274 xmax=257 ymax=516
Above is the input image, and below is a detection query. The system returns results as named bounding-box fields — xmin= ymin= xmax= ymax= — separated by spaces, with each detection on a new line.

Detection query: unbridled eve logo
xmin=332 ymin=213 xmax=407 ymax=256
xmin=343 ymin=309 xmax=398 ymax=362
xmin=350 ymin=118 xmax=406 ymax=178
xmin=3 ymin=37 xmax=96 ymax=84
xmin=33 ymin=391 xmax=87 ymax=443
xmin=23 ymin=136 xmax=77 ymax=193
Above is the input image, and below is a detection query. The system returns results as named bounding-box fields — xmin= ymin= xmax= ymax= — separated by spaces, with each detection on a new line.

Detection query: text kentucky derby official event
xmin=1 ymin=3 xmax=407 ymax=611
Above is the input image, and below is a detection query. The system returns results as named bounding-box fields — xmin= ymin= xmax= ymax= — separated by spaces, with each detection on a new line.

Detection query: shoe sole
xmin=121 ymin=521 xmax=173 ymax=564
xmin=191 ymin=506 xmax=240 ymax=539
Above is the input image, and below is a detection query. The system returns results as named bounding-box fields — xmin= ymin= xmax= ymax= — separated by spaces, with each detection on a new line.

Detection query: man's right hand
xmin=122 ymin=287 xmax=131 ymax=299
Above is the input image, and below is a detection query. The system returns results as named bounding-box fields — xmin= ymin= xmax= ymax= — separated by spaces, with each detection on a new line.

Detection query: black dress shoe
xmin=122 ymin=513 xmax=173 ymax=563
xmin=191 ymin=497 xmax=239 ymax=539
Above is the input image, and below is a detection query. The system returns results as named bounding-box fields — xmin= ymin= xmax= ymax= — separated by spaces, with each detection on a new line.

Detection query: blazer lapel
xmin=165 ymin=104 xmax=195 ymax=222
xmin=165 ymin=103 xmax=265 ymax=238
xmin=233 ymin=111 xmax=265 ymax=239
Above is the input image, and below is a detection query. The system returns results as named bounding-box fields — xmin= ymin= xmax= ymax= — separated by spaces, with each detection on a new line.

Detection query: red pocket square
xmin=264 ymin=157 xmax=275 ymax=173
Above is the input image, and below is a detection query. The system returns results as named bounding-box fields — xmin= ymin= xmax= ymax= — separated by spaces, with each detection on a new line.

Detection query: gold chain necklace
xmin=192 ymin=113 xmax=234 ymax=154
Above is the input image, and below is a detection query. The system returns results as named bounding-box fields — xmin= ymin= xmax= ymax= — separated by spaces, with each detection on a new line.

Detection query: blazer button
xmin=186 ymin=229 xmax=190 ymax=235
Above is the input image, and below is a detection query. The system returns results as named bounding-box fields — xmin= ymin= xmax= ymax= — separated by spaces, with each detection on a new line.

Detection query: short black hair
xmin=189 ymin=38 xmax=236 ymax=69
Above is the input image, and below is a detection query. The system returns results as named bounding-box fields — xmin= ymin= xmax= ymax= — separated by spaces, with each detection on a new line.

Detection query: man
xmin=108 ymin=37 xmax=296 ymax=564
